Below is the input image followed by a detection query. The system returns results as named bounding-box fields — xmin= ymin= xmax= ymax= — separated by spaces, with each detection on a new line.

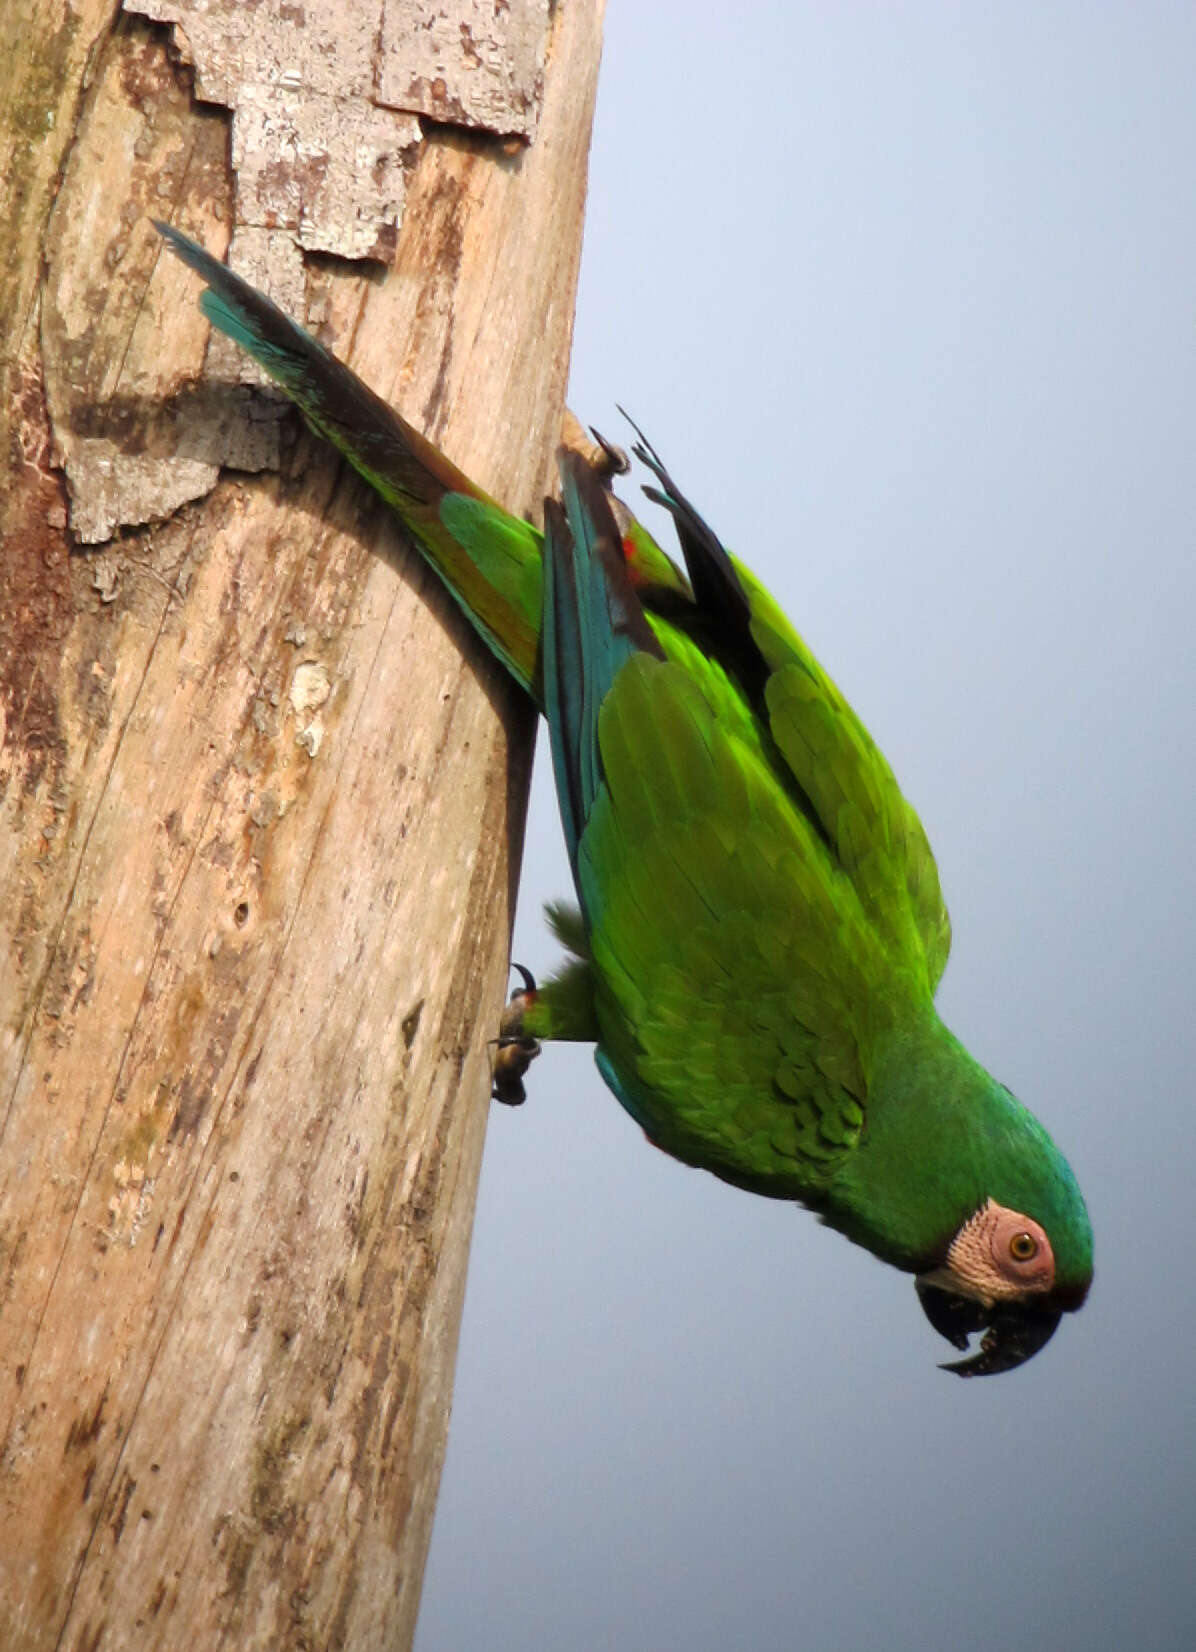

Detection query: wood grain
xmin=0 ymin=3 xmax=604 ymax=1646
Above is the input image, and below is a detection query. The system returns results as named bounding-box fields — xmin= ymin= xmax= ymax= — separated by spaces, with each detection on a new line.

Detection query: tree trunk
xmin=0 ymin=3 xmax=603 ymax=1647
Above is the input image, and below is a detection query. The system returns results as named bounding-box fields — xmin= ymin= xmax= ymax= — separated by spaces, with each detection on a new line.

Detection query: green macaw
xmin=155 ymin=223 xmax=1093 ymax=1376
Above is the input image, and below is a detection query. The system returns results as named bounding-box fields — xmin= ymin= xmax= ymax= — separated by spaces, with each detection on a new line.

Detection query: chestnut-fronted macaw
xmin=156 ymin=223 xmax=1092 ymax=1375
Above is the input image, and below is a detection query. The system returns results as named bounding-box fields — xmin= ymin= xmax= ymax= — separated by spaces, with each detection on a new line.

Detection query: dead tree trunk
xmin=0 ymin=3 xmax=603 ymax=1646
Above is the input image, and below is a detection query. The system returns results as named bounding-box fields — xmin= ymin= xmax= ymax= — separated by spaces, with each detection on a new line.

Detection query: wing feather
xmin=579 ymin=649 xmax=879 ymax=1198
xmin=737 ymin=560 xmax=952 ymax=991
xmin=624 ymin=424 xmax=952 ymax=994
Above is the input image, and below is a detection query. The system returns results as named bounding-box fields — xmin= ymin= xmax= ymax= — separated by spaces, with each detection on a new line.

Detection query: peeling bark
xmin=0 ymin=2 xmax=604 ymax=1648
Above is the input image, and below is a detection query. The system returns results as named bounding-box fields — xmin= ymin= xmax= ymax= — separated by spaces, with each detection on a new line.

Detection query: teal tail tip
xmin=152 ymin=220 xmax=242 ymax=334
xmin=152 ymin=219 xmax=317 ymax=378
xmin=152 ymin=219 xmax=220 ymax=280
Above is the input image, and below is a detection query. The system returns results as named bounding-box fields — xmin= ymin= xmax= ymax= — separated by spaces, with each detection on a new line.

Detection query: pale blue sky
xmin=419 ymin=6 xmax=1196 ymax=1649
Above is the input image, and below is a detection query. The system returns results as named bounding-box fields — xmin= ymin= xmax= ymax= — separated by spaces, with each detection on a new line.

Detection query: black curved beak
xmin=915 ymin=1279 xmax=1063 ymax=1377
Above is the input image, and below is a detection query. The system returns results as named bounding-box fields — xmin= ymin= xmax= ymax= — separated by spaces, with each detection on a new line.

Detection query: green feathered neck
xmin=825 ymin=1007 xmax=1093 ymax=1287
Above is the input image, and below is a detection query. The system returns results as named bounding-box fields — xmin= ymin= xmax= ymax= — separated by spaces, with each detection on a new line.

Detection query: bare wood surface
xmin=0 ymin=2 xmax=604 ymax=1647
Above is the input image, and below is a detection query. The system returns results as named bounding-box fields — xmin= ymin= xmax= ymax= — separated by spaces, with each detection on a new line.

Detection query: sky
xmin=418 ymin=5 xmax=1196 ymax=1649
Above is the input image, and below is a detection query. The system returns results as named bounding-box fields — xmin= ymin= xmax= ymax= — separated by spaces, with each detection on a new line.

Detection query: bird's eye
xmin=1009 ymin=1231 xmax=1038 ymax=1262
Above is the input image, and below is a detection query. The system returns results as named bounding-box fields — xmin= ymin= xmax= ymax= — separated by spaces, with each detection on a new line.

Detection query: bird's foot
xmin=586 ymin=425 xmax=631 ymax=480
xmin=490 ymin=964 xmax=541 ymax=1106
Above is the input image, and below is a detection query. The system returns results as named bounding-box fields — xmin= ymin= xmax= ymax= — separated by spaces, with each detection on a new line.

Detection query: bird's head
xmin=915 ymin=1197 xmax=1092 ymax=1376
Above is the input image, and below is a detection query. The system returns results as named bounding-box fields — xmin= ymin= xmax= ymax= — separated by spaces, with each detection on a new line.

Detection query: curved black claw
xmin=491 ymin=965 xmax=541 ymax=1106
xmin=587 ymin=427 xmax=631 ymax=479
xmin=916 ymin=1280 xmax=1062 ymax=1377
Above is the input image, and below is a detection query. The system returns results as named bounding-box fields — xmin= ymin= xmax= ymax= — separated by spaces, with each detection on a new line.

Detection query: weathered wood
xmin=0 ymin=2 xmax=604 ymax=1647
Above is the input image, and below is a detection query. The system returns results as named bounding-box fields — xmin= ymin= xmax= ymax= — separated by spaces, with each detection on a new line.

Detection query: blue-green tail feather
xmin=542 ymin=454 xmax=663 ymax=877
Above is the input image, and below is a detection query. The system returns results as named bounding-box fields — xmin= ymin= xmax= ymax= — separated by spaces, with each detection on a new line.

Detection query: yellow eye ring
xmin=1009 ymin=1231 xmax=1038 ymax=1262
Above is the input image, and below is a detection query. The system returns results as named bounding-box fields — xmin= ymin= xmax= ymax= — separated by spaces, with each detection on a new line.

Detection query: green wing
xmin=736 ymin=560 xmax=952 ymax=995
xmin=536 ymin=440 xmax=951 ymax=1199
xmin=629 ymin=425 xmax=951 ymax=1000
xmin=579 ymin=630 xmax=883 ymax=1200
